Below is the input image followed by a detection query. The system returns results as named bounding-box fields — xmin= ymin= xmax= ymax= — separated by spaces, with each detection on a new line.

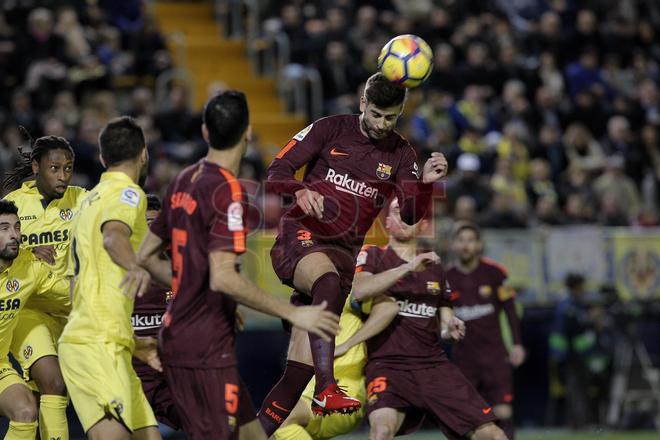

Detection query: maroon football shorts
xmin=454 ymin=357 xmax=514 ymax=406
xmin=365 ymin=361 xmax=497 ymax=439
xmin=271 ymin=219 xmax=357 ymax=319
xmin=135 ymin=365 xmax=181 ymax=430
xmin=163 ymin=365 xmax=246 ymax=439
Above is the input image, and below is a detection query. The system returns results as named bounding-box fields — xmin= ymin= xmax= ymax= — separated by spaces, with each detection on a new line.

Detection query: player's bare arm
xmin=31 ymin=245 xmax=56 ymax=265
xmin=103 ymin=220 xmax=151 ymax=298
xmin=137 ymin=230 xmax=172 ymax=287
xmin=209 ymin=249 xmax=340 ymax=341
xmin=421 ymin=152 xmax=449 ymax=184
xmin=352 ymin=252 xmax=440 ymax=301
xmin=439 ymin=307 xmax=466 ymax=344
xmin=133 ymin=335 xmax=162 ymax=373
xmin=335 ymin=295 xmax=399 ymax=357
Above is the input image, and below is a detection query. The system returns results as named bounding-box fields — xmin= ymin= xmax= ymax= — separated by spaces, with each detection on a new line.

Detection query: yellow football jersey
xmin=0 ymin=248 xmax=68 ymax=358
xmin=4 ymin=180 xmax=86 ymax=276
xmin=59 ymin=172 xmax=147 ymax=351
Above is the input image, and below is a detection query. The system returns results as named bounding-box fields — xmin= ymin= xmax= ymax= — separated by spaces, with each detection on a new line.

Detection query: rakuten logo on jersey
xmin=454 ymin=304 xmax=495 ymax=321
xmin=397 ymin=299 xmax=437 ymax=318
xmin=325 ymin=168 xmax=379 ymax=199
xmin=131 ymin=313 xmax=164 ymax=330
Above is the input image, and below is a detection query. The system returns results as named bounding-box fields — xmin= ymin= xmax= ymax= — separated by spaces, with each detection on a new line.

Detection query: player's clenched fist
xmin=422 ymin=152 xmax=448 ymax=184
xmin=289 ymin=300 xmax=340 ymax=342
xmin=407 ymin=251 xmax=441 ymax=272
xmin=441 ymin=316 xmax=466 ymax=344
xmin=295 ymin=188 xmax=324 ymax=219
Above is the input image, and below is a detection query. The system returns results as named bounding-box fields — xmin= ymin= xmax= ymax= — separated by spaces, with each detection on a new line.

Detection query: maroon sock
xmin=497 ymin=418 xmax=515 ymax=439
xmin=257 ymin=360 xmax=314 ymax=436
xmin=308 ymin=272 xmax=345 ymax=394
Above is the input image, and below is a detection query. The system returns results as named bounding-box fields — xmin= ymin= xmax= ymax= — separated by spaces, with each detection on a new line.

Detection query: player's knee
xmin=471 ymin=423 xmax=507 ymax=440
xmin=9 ymin=399 xmax=38 ymax=423
xmin=494 ymin=404 xmax=512 ymax=420
xmin=36 ymin=373 xmax=67 ymax=396
xmin=371 ymin=424 xmax=395 ymax=440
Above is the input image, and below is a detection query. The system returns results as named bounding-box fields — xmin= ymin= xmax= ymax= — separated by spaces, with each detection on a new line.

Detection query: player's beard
xmin=459 ymin=252 xmax=477 ymax=266
xmin=138 ymin=162 xmax=148 ymax=188
xmin=0 ymin=243 xmax=19 ymax=260
xmin=361 ymin=117 xmax=388 ymax=140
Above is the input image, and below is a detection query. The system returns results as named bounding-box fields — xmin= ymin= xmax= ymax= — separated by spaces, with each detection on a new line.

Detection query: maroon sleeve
xmin=396 ymin=144 xmax=433 ymax=225
xmin=208 ymin=173 xmax=248 ymax=255
xmin=266 ymin=120 xmax=328 ymax=196
xmin=150 ymin=184 xmax=172 ymax=242
xmin=495 ymin=269 xmax=522 ymax=345
xmin=355 ymin=245 xmax=382 ymax=274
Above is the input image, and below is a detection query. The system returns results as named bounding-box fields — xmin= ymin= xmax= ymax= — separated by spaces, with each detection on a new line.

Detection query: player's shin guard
xmin=497 ymin=418 xmax=514 ymax=439
xmin=5 ymin=421 xmax=38 ymax=440
xmin=308 ymin=272 xmax=344 ymax=393
xmin=257 ymin=361 xmax=315 ymax=436
xmin=39 ymin=394 xmax=69 ymax=440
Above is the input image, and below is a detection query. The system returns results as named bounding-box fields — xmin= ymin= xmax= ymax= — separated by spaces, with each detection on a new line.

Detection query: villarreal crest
xmin=376 ymin=163 xmax=392 ymax=180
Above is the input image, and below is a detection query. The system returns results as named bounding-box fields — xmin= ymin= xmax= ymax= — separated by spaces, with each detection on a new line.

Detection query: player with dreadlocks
xmin=2 ymin=129 xmax=87 ymax=440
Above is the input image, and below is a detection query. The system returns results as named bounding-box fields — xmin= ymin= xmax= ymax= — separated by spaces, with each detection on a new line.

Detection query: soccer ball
xmin=377 ymin=34 xmax=433 ymax=88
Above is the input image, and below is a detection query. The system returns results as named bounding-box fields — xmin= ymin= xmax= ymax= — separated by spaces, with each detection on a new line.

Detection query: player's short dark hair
xmin=565 ymin=272 xmax=585 ymax=289
xmin=99 ymin=116 xmax=146 ymax=167
xmin=146 ymin=194 xmax=162 ymax=211
xmin=453 ymin=221 xmax=481 ymax=240
xmin=364 ymin=73 xmax=407 ymax=108
xmin=2 ymin=128 xmax=75 ymax=193
xmin=0 ymin=199 xmax=18 ymax=217
xmin=203 ymin=91 xmax=250 ymax=150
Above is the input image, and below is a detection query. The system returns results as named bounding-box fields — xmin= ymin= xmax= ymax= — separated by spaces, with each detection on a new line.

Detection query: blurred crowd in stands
xmin=264 ymin=0 xmax=660 ymax=228
xmin=1 ymin=0 xmax=660 ymax=230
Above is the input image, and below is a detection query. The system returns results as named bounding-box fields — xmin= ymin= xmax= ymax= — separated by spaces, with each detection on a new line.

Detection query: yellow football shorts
xmin=0 ymin=359 xmax=26 ymax=396
xmin=274 ymin=375 xmax=366 ymax=440
xmin=10 ymin=308 xmax=66 ymax=381
xmin=58 ymin=341 xmax=157 ymax=433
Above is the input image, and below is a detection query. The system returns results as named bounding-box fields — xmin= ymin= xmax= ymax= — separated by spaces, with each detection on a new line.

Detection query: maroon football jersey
xmin=267 ymin=115 xmax=432 ymax=251
xmin=356 ymin=245 xmax=453 ymax=369
xmin=446 ymin=258 xmax=522 ymax=363
xmin=132 ymin=283 xmax=171 ymax=338
xmin=150 ymin=160 xmax=248 ymax=368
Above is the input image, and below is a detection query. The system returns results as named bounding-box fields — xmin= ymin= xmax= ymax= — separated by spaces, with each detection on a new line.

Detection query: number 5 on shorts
xmin=225 ymin=383 xmax=239 ymax=415
xmin=367 ymin=376 xmax=387 ymax=398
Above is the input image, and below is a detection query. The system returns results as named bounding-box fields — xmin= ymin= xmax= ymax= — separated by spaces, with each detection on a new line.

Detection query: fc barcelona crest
xmin=376 ymin=163 xmax=392 ymax=180
xmin=427 ymin=281 xmax=441 ymax=294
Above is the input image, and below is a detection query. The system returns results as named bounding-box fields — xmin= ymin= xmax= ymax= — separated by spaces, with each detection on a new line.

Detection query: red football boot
xmin=311 ymin=383 xmax=362 ymax=415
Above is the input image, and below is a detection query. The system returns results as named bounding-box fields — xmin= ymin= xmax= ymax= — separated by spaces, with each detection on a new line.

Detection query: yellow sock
xmin=273 ymin=424 xmax=313 ymax=440
xmin=5 ymin=420 xmax=38 ymax=440
xmin=39 ymin=394 xmax=69 ymax=440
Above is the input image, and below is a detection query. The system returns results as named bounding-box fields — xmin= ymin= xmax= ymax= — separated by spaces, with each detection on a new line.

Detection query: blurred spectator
xmin=479 ymin=192 xmax=527 ymax=228
xmin=526 ymin=158 xmax=557 ymax=208
xmin=495 ymin=122 xmax=530 ymax=181
xmin=565 ymin=48 xmax=611 ymax=100
xmin=446 ymin=153 xmax=492 ymax=213
xmin=563 ymin=123 xmax=606 ymax=173
xmin=530 ymin=124 xmax=567 ymax=186
xmin=410 ymin=89 xmax=456 ymax=154
xmin=593 ymin=155 xmax=641 ymax=222
xmin=319 ymin=40 xmax=365 ymax=107
xmin=600 ymin=115 xmax=646 ymax=185
xmin=154 ymin=84 xmax=199 ymax=143
xmin=426 ymin=43 xmax=462 ymax=95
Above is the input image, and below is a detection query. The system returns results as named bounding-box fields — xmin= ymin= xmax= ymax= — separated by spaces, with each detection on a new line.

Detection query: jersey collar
xmin=20 ymin=180 xmax=40 ymax=194
xmin=100 ymin=171 xmax=135 ymax=184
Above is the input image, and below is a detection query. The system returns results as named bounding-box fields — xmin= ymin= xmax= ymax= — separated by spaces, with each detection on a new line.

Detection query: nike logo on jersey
xmin=312 ymin=396 xmax=327 ymax=408
xmin=272 ymin=401 xmax=291 ymax=412
xmin=330 ymin=147 xmax=349 ymax=156
xmin=482 ymin=407 xmax=492 ymax=414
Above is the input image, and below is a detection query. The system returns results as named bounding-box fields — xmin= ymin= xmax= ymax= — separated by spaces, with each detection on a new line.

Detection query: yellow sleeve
xmin=33 ymin=260 xmax=69 ymax=298
xmin=100 ymin=186 xmax=145 ymax=232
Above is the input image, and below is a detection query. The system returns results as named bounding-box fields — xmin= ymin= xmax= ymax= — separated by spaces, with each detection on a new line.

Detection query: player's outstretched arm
xmin=209 ymin=250 xmax=340 ymax=342
xmin=335 ymin=295 xmax=399 ymax=357
xmin=352 ymin=252 xmax=440 ymax=301
xmin=137 ymin=231 xmax=172 ymax=287
xmin=397 ymin=152 xmax=448 ymax=225
xmin=103 ymin=221 xmax=151 ymax=298
xmin=439 ymin=307 xmax=465 ymax=344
